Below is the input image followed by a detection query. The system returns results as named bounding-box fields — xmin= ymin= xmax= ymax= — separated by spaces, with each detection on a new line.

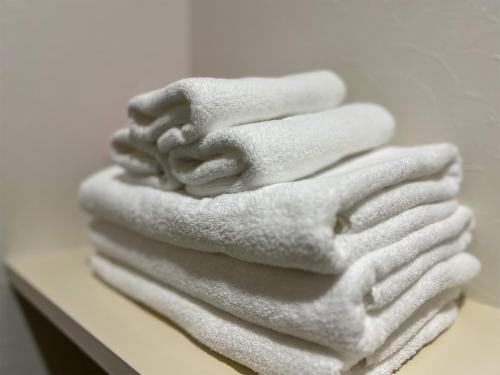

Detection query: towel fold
xmin=89 ymin=208 xmax=478 ymax=354
xmin=112 ymin=104 xmax=394 ymax=196
xmin=91 ymin=253 xmax=464 ymax=375
xmin=111 ymin=128 xmax=182 ymax=190
xmin=80 ymin=143 xmax=462 ymax=274
xmin=351 ymin=301 xmax=458 ymax=375
xmin=127 ymin=71 xmax=346 ymax=147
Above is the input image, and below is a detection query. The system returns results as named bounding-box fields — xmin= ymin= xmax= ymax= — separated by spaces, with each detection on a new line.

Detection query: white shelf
xmin=6 ymin=247 xmax=500 ymax=375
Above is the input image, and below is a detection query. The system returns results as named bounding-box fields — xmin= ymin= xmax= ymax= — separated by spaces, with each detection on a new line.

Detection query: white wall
xmin=192 ymin=0 xmax=500 ymax=305
xmin=0 ymin=1 xmax=190 ymax=372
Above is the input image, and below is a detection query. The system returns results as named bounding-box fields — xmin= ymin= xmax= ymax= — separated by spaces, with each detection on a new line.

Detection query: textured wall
xmin=192 ymin=0 xmax=500 ymax=305
xmin=0 ymin=0 xmax=190 ymax=372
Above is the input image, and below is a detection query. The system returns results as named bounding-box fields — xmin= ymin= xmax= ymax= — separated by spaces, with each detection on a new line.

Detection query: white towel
xmin=80 ymin=143 xmax=463 ymax=274
xmin=111 ymin=128 xmax=182 ymax=190
xmin=127 ymin=71 xmax=346 ymax=147
xmin=350 ymin=301 xmax=458 ymax=375
xmin=89 ymin=212 xmax=477 ymax=354
xmin=91 ymin=254 xmax=464 ymax=375
xmin=113 ymin=104 xmax=394 ymax=196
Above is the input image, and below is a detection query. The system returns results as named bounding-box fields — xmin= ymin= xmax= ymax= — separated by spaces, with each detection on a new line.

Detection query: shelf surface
xmin=6 ymin=247 xmax=500 ymax=375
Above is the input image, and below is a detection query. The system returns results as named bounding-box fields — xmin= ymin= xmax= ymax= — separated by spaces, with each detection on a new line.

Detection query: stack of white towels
xmin=80 ymin=71 xmax=480 ymax=375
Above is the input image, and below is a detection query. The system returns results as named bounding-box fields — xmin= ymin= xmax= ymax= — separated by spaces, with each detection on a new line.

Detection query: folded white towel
xmin=89 ymin=211 xmax=477 ymax=354
xmin=111 ymin=128 xmax=163 ymax=176
xmin=111 ymin=128 xmax=182 ymax=190
xmin=91 ymin=253 xmax=463 ymax=375
xmin=127 ymin=71 xmax=346 ymax=148
xmin=113 ymin=104 xmax=394 ymax=196
xmin=81 ymin=144 xmax=462 ymax=274
xmin=351 ymin=301 xmax=458 ymax=375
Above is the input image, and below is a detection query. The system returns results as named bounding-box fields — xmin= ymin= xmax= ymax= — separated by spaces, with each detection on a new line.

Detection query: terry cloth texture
xmin=91 ymin=254 xmax=465 ymax=375
xmin=89 ymin=216 xmax=477 ymax=354
xmin=350 ymin=301 xmax=458 ymax=375
xmin=127 ymin=70 xmax=346 ymax=147
xmin=110 ymin=128 xmax=182 ymax=190
xmin=80 ymin=143 xmax=463 ymax=274
xmin=112 ymin=103 xmax=394 ymax=196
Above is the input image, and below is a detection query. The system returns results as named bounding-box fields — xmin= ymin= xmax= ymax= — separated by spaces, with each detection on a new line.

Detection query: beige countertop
xmin=6 ymin=247 xmax=500 ymax=375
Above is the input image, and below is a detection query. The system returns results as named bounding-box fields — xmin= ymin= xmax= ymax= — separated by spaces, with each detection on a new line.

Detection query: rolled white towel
xmin=110 ymin=128 xmax=182 ymax=190
xmin=112 ymin=103 xmax=394 ymax=195
xmin=127 ymin=70 xmax=346 ymax=146
xmin=80 ymin=144 xmax=463 ymax=274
